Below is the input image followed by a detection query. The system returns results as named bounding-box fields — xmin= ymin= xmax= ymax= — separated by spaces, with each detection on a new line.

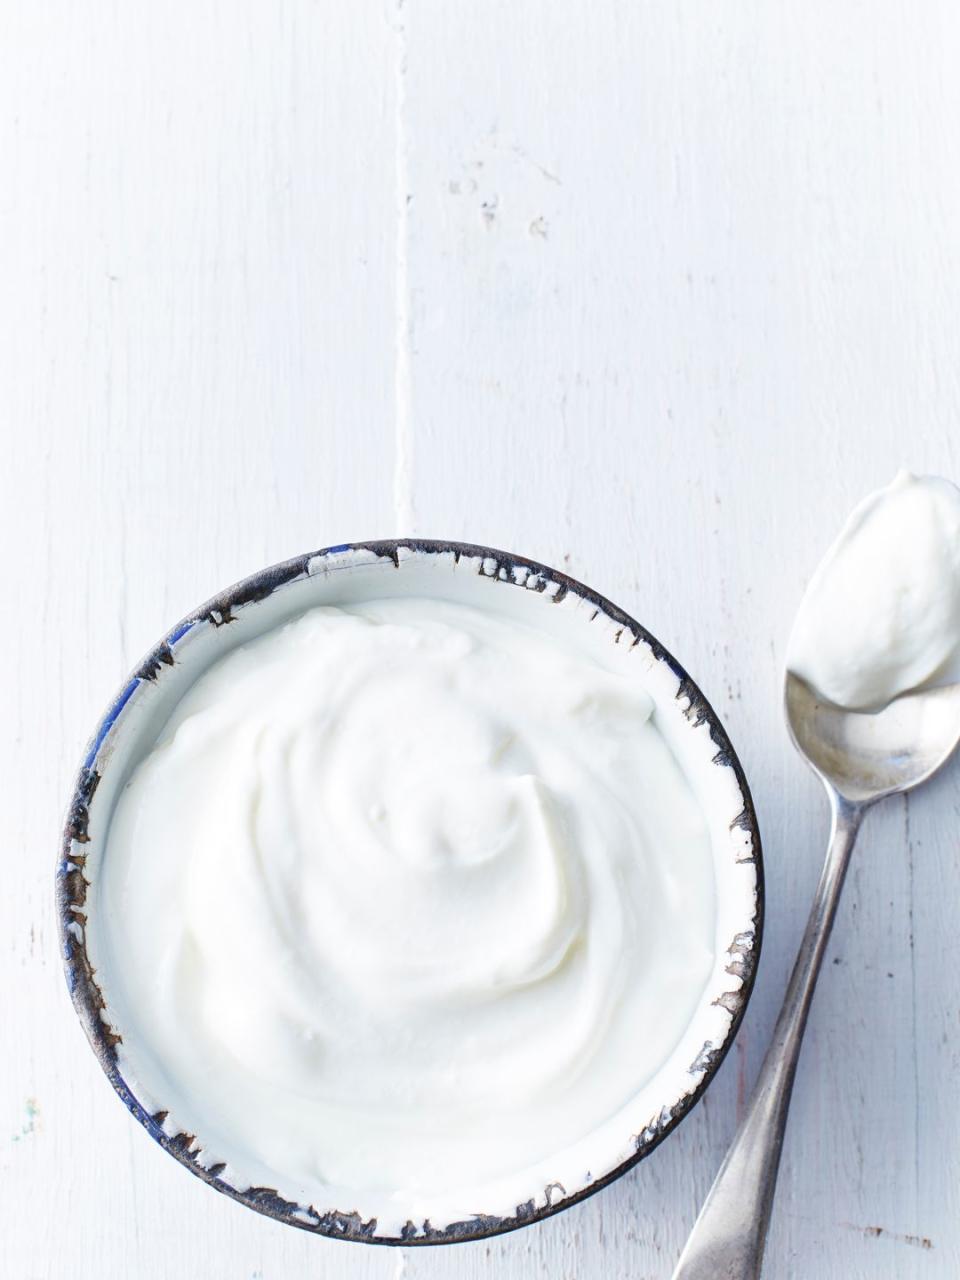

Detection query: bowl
xmin=58 ymin=539 xmax=763 ymax=1245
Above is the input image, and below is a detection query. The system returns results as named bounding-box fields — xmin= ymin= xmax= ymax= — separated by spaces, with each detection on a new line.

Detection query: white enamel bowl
xmin=58 ymin=540 xmax=762 ymax=1245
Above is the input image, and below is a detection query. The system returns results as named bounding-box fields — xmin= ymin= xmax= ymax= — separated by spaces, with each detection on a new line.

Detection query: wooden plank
xmin=0 ymin=2 xmax=398 ymax=1278
xmin=398 ymin=3 xmax=960 ymax=1277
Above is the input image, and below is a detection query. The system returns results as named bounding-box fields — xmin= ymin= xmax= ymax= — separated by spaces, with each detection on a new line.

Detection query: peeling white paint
xmin=4 ymin=0 xmax=960 ymax=1276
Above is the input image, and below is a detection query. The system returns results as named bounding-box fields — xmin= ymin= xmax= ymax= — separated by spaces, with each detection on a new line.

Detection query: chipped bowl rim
xmin=57 ymin=538 xmax=763 ymax=1246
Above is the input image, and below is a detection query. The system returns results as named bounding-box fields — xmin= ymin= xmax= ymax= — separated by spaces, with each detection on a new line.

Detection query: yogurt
xmin=99 ymin=598 xmax=715 ymax=1201
xmin=787 ymin=470 xmax=960 ymax=711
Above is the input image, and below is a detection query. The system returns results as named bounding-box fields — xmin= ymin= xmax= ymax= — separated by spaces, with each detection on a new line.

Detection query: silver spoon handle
xmin=672 ymin=795 xmax=862 ymax=1280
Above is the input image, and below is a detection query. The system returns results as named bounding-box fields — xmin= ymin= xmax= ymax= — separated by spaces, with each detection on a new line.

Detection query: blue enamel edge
xmin=168 ymin=620 xmax=195 ymax=645
xmin=82 ymin=680 xmax=140 ymax=770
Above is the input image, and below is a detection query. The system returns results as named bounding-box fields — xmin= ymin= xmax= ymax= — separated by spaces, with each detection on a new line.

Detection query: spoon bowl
xmin=785 ymin=672 xmax=960 ymax=805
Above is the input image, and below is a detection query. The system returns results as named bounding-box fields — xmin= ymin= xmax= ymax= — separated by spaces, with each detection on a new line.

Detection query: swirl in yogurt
xmin=100 ymin=598 xmax=715 ymax=1199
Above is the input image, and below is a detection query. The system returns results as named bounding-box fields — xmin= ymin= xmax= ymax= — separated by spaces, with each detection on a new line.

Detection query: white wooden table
xmin=4 ymin=3 xmax=960 ymax=1276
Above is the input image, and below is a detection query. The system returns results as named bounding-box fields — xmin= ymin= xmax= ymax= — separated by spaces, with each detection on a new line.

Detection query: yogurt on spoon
xmin=787 ymin=471 xmax=960 ymax=711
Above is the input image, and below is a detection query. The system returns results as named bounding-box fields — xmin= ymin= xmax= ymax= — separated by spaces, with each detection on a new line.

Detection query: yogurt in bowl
xmin=59 ymin=541 xmax=762 ymax=1244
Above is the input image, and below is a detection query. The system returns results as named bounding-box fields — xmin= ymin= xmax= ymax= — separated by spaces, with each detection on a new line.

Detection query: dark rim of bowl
xmin=58 ymin=537 xmax=764 ymax=1246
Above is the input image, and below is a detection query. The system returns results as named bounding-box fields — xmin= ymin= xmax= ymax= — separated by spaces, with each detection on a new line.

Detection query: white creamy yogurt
xmin=787 ymin=471 xmax=960 ymax=711
xmin=100 ymin=598 xmax=715 ymax=1201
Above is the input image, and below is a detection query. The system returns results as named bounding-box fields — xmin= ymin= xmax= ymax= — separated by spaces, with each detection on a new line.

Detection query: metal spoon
xmin=672 ymin=673 xmax=960 ymax=1280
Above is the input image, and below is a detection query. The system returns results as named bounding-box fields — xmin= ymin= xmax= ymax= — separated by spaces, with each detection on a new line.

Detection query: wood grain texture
xmin=3 ymin=1 xmax=960 ymax=1276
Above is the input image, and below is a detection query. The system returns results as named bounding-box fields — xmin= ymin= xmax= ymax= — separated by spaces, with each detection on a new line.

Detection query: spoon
xmin=672 ymin=672 xmax=960 ymax=1280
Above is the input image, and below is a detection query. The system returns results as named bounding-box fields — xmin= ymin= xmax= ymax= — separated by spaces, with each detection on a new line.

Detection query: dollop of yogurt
xmin=787 ymin=471 xmax=960 ymax=710
xmin=100 ymin=598 xmax=715 ymax=1200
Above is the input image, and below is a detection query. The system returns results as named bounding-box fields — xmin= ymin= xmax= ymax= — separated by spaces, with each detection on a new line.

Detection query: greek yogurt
xmin=99 ymin=597 xmax=715 ymax=1201
xmin=787 ymin=471 xmax=960 ymax=711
